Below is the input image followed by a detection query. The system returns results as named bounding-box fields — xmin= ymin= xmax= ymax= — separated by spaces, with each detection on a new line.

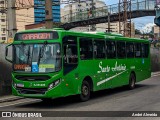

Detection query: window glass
xmin=80 ymin=38 xmax=93 ymax=60
xmin=117 ymin=41 xmax=126 ymax=58
xmin=142 ymin=43 xmax=149 ymax=58
xmin=13 ymin=44 xmax=61 ymax=73
xmin=135 ymin=43 xmax=142 ymax=58
xmin=126 ymin=42 xmax=134 ymax=58
xmin=106 ymin=41 xmax=116 ymax=59
xmin=63 ymin=36 xmax=78 ymax=64
xmin=94 ymin=40 xmax=105 ymax=59
xmin=63 ymin=36 xmax=78 ymax=75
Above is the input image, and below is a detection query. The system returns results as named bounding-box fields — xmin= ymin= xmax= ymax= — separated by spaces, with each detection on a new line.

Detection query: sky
xmin=101 ymin=0 xmax=155 ymax=33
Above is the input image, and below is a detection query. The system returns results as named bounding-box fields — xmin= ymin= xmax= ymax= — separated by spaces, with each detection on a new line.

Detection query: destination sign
xmin=19 ymin=33 xmax=52 ymax=40
xmin=15 ymin=32 xmax=56 ymax=40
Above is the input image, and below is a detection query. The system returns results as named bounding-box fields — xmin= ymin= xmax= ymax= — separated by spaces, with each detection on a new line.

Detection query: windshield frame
xmin=12 ymin=42 xmax=62 ymax=74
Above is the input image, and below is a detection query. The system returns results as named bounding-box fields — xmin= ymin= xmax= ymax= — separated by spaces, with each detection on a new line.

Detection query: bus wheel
xmin=79 ymin=80 xmax=90 ymax=102
xmin=128 ymin=73 xmax=136 ymax=89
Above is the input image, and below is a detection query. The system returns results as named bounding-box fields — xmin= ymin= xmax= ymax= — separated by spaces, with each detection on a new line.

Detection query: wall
xmin=0 ymin=44 xmax=12 ymax=96
xmin=151 ymin=47 xmax=160 ymax=72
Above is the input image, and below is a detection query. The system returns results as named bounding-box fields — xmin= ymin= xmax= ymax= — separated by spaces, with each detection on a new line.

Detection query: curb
xmin=0 ymin=96 xmax=24 ymax=103
xmin=151 ymin=71 xmax=160 ymax=76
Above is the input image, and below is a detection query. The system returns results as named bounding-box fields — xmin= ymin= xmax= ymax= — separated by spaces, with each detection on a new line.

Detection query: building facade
xmin=152 ymin=25 xmax=160 ymax=38
xmin=0 ymin=0 xmax=7 ymax=42
xmin=16 ymin=8 xmax=34 ymax=31
xmin=96 ymin=22 xmax=135 ymax=37
xmin=61 ymin=0 xmax=106 ymax=31
xmin=0 ymin=0 xmax=35 ymax=42
xmin=34 ymin=0 xmax=60 ymax=23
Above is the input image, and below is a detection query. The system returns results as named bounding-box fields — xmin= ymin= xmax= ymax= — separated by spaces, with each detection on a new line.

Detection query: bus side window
xmin=63 ymin=36 xmax=78 ymax=75
xmin=135 ymin=43 xmax=142 ymax=58
xmin=94 ymin=40 xmax=105 ymax=59
xmin=80 ymin=38 xmax=93 ymax=60
xmin=63 ymin=37 xmax=78 ymax=64
xmin=117 ymin=41 xmax=126 ymax=59
xmin=126 ymin=42 xmax=134 ymax=58
xmin=142 ymin=43 xmax=149 ymax=58
xmin=106 ymin=41 xmax=116 ymax=59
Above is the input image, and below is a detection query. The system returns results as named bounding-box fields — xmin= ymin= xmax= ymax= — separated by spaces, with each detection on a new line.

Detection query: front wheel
xmin=79 ymin=81 xmax=91 ymax=102
xmin=128 ymin=73 xmax=136 ymax=89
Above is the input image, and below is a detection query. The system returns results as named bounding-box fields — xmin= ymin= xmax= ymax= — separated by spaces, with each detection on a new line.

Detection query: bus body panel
xmin=9 ymin=29 xmax=151 ymax=99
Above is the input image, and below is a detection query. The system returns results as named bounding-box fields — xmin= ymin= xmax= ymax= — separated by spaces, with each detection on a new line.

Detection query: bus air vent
xmin=15 ymin=75 xmax=51 ymax=81
xmin=17 ymin=87 xmax=47 ymax=94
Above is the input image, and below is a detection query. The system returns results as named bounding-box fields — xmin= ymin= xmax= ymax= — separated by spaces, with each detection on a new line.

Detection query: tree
xmin=135 ymin=29 xmax=141 ymax=35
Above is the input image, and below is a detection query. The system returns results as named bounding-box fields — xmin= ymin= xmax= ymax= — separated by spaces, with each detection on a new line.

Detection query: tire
xmin=79 ymin=80 xmax=91 ymax=102
xmin=128 ymin=73 xmax=136 ymax=90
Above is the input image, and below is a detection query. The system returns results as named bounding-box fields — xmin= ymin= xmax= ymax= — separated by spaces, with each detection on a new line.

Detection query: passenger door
xmin=62 ymin=36 xmax=79 ymax=95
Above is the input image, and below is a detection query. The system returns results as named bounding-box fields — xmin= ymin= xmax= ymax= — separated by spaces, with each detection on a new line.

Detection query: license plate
xmin=17 ymin=83 xmax=24 ymax=88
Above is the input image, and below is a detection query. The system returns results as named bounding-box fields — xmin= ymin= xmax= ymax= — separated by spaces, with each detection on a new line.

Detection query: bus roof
xmin=15 ymin=28 xmax=149 ymax=43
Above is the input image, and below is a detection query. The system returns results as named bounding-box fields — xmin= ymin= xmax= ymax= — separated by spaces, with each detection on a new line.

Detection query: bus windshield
xmin=13 ymin=43 xmax=61 ymax=73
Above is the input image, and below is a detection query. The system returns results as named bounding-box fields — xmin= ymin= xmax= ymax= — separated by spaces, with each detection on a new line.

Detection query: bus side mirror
xmin=5 ymin=44 xmax=13 ymax=63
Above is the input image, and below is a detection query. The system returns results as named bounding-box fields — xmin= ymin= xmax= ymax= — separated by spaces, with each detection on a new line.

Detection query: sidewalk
xmin=151 ymin=71 xmax=160 ymax=76
xmin=0 ymin=95 xmax=24 ymax=103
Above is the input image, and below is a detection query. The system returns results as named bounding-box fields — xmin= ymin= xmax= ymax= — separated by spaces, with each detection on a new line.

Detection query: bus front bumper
xmin=12 ymin=84 xmax=64 ymax=99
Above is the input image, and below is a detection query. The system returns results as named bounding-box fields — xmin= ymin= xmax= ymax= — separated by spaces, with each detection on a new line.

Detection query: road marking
xmin=0 ymin=99 xmax=40 ymax=108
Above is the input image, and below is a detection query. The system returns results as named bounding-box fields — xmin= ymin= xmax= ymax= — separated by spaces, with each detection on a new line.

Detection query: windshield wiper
xmin=38 ymin=41 xmax=48 ymax=65
xmin=27 ymin=46 xmax=30 ymax=64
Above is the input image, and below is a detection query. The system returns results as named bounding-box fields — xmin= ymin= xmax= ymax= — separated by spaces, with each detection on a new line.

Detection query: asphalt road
xmin=0 ymin=73 xmax=160 ymax=120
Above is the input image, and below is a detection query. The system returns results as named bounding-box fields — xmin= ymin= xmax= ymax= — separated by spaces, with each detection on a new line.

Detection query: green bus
xmin=5 ymin=28 xmax=151 ymax=101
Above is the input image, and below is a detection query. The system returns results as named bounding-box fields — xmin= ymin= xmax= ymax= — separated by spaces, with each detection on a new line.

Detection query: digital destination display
xmin=16 ymin=32 xmax=54 ymax=40
xmin=19 ymin=33 xmax=52 ymax=40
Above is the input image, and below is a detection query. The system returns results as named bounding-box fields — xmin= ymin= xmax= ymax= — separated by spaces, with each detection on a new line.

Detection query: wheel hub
xmin=82 ymin=86 xmax=88 ymax=96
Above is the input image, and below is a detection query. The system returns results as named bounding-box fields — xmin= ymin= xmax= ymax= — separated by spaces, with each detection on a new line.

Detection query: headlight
xmin=48 ymin=79 xmax=61 ymax=90
xmin=13 ymin=83 xmax=17 ymax=88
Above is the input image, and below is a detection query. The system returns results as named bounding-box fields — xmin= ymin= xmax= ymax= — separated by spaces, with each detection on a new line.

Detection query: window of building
xmin=2 ymin=37 xmax=6 ymax=40
xmin=94 ymin=40 xmax=105 ymax=59
xmin=1 ymin=19 xmax=5 ymax=22
xmin=0 ymin=1 xmax=4 ymax=4
xmin=142 ymin=43 xmax=149 ymax=58
xmin=126 ymin=42 xmax=134 ymax=58
xmin=117 ymin=41 xmax=126 ymax=58
xmin=80 ymin=38 xmax=93 ymax=60
xmin=1 ymin=28 xmax=5 ymax=31
xmin=135 ymin=43 xmax=142 ymax=58
xmin=106 ymin=41 xmax=116 ymax=59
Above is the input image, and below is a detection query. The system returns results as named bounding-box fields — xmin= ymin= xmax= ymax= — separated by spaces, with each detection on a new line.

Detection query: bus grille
xmin=15 ymin=76 xmax=50 ymax=81
xmin=17 ymin=87 xmax=47 ymax=94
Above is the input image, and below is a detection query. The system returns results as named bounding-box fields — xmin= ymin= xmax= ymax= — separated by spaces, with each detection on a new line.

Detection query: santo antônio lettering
xmin=97 ymin=61 xmax=126 ymax=74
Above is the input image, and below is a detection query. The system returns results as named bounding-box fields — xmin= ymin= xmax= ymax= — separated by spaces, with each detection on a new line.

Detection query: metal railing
xmin=61 ymin=0 xmax=156 ymax=23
